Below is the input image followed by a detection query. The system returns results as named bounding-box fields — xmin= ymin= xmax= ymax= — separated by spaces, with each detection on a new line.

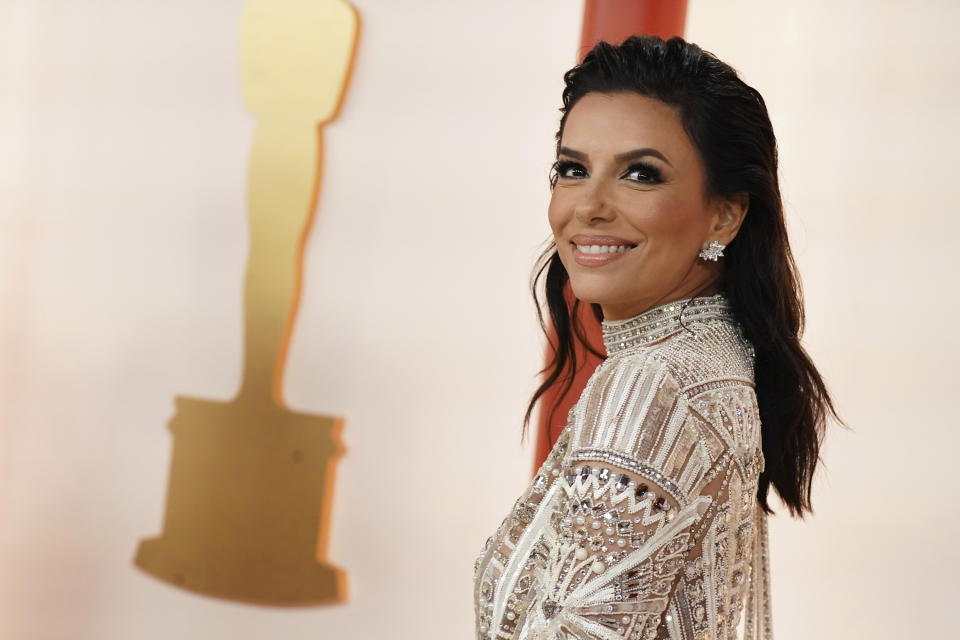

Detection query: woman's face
xmin=548 ymin=91 xmax=745 ymax=321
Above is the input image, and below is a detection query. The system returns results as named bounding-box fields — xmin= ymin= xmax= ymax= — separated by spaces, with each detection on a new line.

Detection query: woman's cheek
xmin=548 ymin=203 xmax=566 ymax=240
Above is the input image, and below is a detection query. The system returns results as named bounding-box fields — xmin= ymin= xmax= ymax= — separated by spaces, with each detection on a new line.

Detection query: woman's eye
xmin=623 ymin=163 xmax=663 ymax=184
xmin=553 ymin=160 xmax=587 ymax=179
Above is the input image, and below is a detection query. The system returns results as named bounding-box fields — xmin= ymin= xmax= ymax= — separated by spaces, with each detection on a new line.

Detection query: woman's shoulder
xmin=569 ymin=324 xmax=761 ymax=502
xmin=588 ymin=318 xmax=756 ymax=411
xmin=647 ymin=317 xmax=756 ymax=391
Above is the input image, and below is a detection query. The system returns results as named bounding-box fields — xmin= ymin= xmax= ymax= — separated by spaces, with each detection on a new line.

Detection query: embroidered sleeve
xmin=524 ymin=355 xmax=712 ymax=639
xmin=473 ymin=354 xmax=767 ymax=640
xmin=472 ymin=298 xmax=773 ymax=640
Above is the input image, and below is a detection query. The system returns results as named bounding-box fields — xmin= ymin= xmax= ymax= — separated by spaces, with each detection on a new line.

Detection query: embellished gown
xmin=473 ymin=294 xmax=774 ymax=640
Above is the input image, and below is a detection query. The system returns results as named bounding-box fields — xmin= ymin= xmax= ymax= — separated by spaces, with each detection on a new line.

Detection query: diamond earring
xmin=698 ymin=240 xmax=725 ymax=261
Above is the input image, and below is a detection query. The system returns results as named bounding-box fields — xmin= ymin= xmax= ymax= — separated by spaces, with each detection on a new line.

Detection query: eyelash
xmin=551 ymin=160 xmax=664 ymax=185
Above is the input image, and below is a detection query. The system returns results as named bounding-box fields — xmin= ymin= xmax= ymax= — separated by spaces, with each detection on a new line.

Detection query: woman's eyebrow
xmin=559 ymin=146 xmax=673 ymax=168
xmin=558 ymin=146 xmax=587 ymax=160
xmin=615 ymin=147 xmax=673 ymax=167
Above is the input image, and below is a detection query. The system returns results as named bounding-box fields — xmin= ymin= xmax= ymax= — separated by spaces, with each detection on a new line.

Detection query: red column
xmin=532 ymin=0 xmax=688 ymax=472
xmin=580 ymin=0 xmax=688 ymax=60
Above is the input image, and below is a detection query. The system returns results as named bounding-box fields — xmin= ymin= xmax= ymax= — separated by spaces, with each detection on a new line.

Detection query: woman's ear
xmin=713 ymin=192 xmax=749 ymax=244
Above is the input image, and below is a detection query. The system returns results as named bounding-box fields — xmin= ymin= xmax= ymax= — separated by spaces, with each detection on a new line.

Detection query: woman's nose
xmin=574 ymin=181 xmax=615 ymax=224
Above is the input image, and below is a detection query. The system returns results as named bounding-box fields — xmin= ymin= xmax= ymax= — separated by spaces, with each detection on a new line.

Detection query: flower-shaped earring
xmin=698 ymin=240 xmax=725 ymax=261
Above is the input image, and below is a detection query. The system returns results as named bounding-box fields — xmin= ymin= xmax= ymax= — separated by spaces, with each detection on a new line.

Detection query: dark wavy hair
xmin=524 ymin=35 xmax=841 ymax=518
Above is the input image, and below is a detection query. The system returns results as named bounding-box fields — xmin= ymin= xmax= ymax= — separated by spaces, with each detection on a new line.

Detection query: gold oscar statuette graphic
xmin=135 ymin=0 xmax=359 ymax=605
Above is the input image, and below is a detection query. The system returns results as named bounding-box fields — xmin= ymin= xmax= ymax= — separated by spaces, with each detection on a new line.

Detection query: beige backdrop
xmin=1 ymin=0 xmax=957 ymax=638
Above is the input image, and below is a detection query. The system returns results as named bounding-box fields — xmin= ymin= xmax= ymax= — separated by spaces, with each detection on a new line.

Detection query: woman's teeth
xmin=575 ymin=244 xmax=633 ymax=254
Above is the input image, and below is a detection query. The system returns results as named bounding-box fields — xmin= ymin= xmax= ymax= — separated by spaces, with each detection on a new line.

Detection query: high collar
xmin=601 ymin=293 xmax=735 ymax=355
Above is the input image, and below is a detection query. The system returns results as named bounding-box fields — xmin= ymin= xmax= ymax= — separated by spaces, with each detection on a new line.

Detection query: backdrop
xmin=2 ymin=0 xmax=958 ymax=638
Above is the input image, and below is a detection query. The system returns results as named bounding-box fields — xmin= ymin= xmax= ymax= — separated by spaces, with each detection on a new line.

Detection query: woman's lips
xmin=569 ymin=235 xmax=637 ymax=266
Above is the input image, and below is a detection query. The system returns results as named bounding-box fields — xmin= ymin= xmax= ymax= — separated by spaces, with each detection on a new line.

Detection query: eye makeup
xmin=552 ymin=159 xmax=587 ymax=179
xmin=622 ymin=161 xmax=663 ymax=184
xmin=550 ymin=159 xmax=664 ymax=185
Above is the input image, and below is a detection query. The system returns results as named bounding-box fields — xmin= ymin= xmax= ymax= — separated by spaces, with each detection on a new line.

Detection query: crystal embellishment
xmin=600 ymin=293 xmax=735 ymax=355
xmin=698 ymin=239 xmax=725 ymax=261
xmin=542 ymin=599 xmax=560 ymax=619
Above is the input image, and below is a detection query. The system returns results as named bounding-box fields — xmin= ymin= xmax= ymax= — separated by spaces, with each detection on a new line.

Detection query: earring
xmin=698 ymin=240 xmax=725 ymax=261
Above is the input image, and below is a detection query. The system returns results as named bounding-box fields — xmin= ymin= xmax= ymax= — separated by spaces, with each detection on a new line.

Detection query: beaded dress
xmin=473 ymin=294 xmax=773 ymax=640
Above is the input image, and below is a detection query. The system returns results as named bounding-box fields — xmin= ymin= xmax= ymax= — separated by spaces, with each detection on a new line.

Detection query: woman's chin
xmin=567 ymin=283 xmax=618 ymax=307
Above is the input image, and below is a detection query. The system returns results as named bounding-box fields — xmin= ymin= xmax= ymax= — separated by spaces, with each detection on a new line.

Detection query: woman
xmin=473 ymin=36 xmax=839 ymax=640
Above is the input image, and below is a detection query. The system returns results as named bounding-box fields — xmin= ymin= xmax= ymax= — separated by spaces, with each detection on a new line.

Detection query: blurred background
xmin=1 ymin=0 xmax=958 ymax=638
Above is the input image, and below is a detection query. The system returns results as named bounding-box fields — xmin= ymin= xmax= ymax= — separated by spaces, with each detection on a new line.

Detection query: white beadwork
xmin=473 ymin=293 xmax=773 ymax=640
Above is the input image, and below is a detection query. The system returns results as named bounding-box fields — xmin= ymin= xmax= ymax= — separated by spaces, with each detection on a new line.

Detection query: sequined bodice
xmin=473 ymin=294 xmax=773 ymax=640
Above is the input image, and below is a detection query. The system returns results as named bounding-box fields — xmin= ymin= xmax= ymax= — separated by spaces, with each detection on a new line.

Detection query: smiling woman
xmin=472 ymin=36 xmax=840 ymax=640
xmin=548 ymin=91 xmax=747 ymax=321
